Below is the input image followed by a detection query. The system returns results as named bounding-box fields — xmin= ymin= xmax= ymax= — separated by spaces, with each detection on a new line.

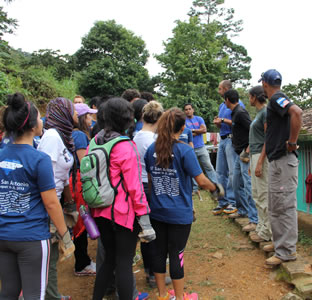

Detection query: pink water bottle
xmin=79 ymin=205 xmax=100 ymax=240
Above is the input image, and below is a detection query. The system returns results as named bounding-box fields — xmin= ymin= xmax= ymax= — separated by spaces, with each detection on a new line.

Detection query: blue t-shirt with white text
xmin=0 ymin=136 xmax=40 ymax=149
xmin=179 ymin=127 xmax=193 ymax=144
xmin=144 ymin=142 xmax=202 ymax=224
xmin=0 ymin=144 xmax=56 ymax=241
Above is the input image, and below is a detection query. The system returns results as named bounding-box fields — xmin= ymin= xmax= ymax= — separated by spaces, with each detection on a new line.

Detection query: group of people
xmin=210 ymin=70 xmax=302 ymax=266
xmin=0 ymin=68 xmax=303 ymax=300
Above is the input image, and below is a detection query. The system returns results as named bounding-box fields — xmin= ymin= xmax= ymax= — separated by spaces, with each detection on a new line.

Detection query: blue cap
xmin=258 ymin=69 xmax=282 ymax=86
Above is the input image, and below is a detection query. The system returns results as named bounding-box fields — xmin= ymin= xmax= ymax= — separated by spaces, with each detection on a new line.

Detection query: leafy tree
xmin=74 ymin=20 xmax=152 ymax=98
xmin=188 ymin=0 xmax=251 ymax=82
xmin=23 ymin=49 xmax=76 ymax=80
xmin=0 ymin=5 xmax=17 ymax=37
xmin=156 ymin=0 xmax=251 ymax=129
xmin=156 ymin=17 xmax=226 ymax=128
xmin=283 ymin=79 xmax=312 ymax=110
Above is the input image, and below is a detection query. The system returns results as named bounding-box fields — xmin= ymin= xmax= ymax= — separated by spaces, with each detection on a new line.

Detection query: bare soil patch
xmin=58 ymin=191 xmax=296 ymax=299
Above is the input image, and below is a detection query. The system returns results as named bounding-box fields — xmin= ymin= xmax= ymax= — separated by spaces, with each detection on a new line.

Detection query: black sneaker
xmin=212 ymin=205 xmax=227 ymax=215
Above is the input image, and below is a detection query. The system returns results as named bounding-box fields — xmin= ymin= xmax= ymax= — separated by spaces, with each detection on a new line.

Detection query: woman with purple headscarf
xmin=38 ymin=97 xmax=78 ymax=300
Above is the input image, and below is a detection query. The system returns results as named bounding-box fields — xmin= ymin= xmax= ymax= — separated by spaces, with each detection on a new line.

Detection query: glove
xmin=211 ymin=183 xmax=225 ymax=200
xmin=137 ymin=214 xmax=156 ymax=243
xmin=49 ymin=222 xmax=58 ymax=244
xmin=57 ymin=230 xmax=75 ymax=262
xmin=240 ymin=149 xmax=250 ymax=163
xmin=63 ymin=202 xmax=79 ymax=228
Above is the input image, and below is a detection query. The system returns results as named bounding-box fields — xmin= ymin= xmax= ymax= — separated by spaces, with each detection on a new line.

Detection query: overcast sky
xmin=3 ymin=0 xmax=312 ymax=86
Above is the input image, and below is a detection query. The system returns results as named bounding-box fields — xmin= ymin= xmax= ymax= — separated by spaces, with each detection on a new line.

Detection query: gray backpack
xmin=80 ymin=134 xmax=130 ymax=209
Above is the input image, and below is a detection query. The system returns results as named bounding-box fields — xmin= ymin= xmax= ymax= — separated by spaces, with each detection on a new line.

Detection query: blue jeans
xmin=216 ymin=137 xmax=236 ymax=207
xmin=232 ymin=153 xmax=258 ymax=223
xmin=194 ymin=146 xmax=218 ymax=184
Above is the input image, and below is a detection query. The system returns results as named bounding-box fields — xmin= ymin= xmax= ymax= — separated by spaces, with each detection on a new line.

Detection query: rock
xmin=292 ymin=277 xmax=312 ymax=297
xmin=212 ymin=252 xmax=223 ymax=259
xmin=232 ymin=243 xmax=255 ymax=251
xmin=280 ymin=257 xmax=312 ymax=281
xmin=280 ymin=292 xmax=303 ymax=300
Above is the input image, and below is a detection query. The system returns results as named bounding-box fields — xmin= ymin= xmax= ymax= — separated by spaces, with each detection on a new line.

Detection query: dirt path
xmin=58 ymin=191 xmax=296 ymax=300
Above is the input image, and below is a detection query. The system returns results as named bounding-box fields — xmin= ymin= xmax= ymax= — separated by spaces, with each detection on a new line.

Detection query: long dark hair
xmin=102 ymin=97 xmax=134 ymax=134
xmin=249 ymin=86 xmax=267 ymax=103
xmin=155 ymin=108 xmax=186 ymax=169
xmin=77 ymin=114 xmax=91 ymax=140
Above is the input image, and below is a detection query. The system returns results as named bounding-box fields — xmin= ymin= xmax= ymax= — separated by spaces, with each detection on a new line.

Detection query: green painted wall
xmin=297 ymin=139 xmax=312 ymax=213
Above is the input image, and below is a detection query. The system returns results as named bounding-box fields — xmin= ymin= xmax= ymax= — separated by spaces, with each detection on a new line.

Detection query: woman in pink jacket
xmin=92 ymin=98 xmax=155 ymax=300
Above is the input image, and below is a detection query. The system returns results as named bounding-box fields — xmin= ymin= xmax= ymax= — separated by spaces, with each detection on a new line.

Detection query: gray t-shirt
xmin=249 ymin=107 xmax=267 ymax=155
xmin=133 ymin=130 xmax=157 ymax=183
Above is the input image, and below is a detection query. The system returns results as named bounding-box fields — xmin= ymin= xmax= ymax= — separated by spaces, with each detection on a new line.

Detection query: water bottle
xmin=79 ymin=205 xmax=100 ymax=240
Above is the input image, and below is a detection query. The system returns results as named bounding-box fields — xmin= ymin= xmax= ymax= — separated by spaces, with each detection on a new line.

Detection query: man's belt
xmin=221 ymin=134 xmax=232 ymax=140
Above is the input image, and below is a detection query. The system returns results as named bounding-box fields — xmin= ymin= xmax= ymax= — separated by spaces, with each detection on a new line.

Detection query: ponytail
xmin=155 ymin=108 xmax=186 ymax=168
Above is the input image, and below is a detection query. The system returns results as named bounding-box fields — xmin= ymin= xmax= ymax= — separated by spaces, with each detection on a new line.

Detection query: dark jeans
xmin=92 ymin=217 xmax=139 ymax=300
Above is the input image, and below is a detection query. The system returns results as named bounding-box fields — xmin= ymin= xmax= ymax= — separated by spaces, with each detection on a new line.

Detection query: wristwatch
xmin=221 ymin=118 xmax=224 ymax=123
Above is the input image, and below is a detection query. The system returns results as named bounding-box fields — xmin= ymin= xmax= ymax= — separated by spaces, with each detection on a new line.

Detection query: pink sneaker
xmin=168 ymin=290 xmax=175 ymax=297
xmin=183 ymin=292 xmax=198 ymax=300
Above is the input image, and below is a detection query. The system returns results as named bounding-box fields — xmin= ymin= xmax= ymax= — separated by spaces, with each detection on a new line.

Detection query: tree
xmin=156 ymin=0 xmax=251 ymax=129
xmin=0 ymin=5 xmax=17 ymax=37
xmin=283 ymin=78 xmax=312 ymax=110
xmin=156 ymin=17 xmax=226 ymax=128
xmin=74 ymin=20 xmax=152 ymax=98
xmin=23 ymin=49 xmax=75 ymax=80
xmin=188 ymin=0 xmax=251 ymax=82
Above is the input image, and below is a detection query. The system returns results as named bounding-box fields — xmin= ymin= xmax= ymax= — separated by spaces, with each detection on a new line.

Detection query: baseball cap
xmin=74 ymin=103 xmax=97 ymax=117
xmin=258 ymin=69 xmax=282 ymax=86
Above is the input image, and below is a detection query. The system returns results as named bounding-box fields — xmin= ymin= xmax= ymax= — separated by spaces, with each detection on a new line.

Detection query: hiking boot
xmin=242 ymin=223 xmax=257 ymax=232
xmin=249 ymin=231 xmax=258 ymax=238
xmin=212 ymin=205 xmax=227 ymax=215
xmin=266 ymin=253 xmax=296 ymax=266
xmin=263 ymin=243 xmax=274 ymax=252
xmin=265 ymin=256 xmax=283 ymax=266
xmin=250 ymin=232 xmax=266 ymax=243
xmin=223 ymin=204 xmax=238 ymax=214
xmin=228 ymin=212 xmax=247 ymax=219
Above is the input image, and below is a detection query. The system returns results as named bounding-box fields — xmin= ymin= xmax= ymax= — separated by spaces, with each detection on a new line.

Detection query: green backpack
xmin=80 ymin=134 xmax=130 ymax=208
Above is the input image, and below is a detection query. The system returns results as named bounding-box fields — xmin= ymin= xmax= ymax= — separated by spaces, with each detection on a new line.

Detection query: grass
xmin=298 ymin=230 xmax=312 ymax=247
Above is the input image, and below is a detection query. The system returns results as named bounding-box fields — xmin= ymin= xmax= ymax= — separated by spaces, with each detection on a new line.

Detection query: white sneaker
xmin=74 ymin=261 xmax=96 ymax=276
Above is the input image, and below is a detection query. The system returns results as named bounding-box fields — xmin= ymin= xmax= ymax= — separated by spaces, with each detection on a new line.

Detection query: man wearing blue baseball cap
xmin=259 ymin=69 xmax=302 ymax=265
